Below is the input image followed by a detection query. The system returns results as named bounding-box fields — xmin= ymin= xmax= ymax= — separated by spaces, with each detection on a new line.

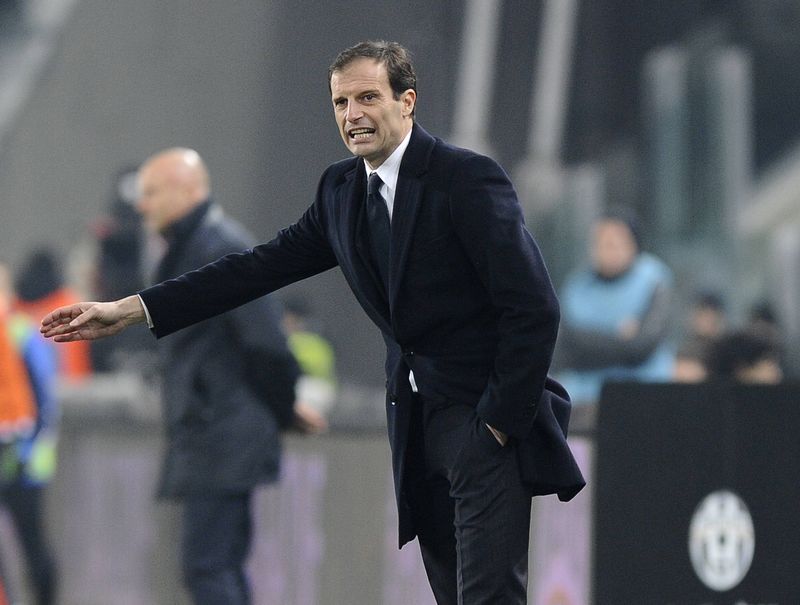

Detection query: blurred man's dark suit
xmin=141 ymin=125 xmax=584 ymax=603
xmin=152 ymin=200 xmax=298 ymax=605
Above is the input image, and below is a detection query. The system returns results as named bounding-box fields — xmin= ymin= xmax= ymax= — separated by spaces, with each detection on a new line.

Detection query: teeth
xmin=350 ymin=128 xmax=374 ymax=139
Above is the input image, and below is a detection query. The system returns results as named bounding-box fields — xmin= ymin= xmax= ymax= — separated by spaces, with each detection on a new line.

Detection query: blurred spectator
xmin=0 ymin=263 xmax=59 ymax=605
xmin=134 ymin=148 xmax=325 ymax=604
xmin=707 ymin=328 xmax=783 ymax=384
xmin=281 ymin=296 xmax=337 ymax=419
xmin=688 ymin=291 xmax=727 ymax=340
xmin=89 ymin=167 xmax=157 ymax=372
xmin=553 ymin=209 xmax=675 ymax=403
xmin=746 ymin=299 xmax=782 ymax=343
xmin=673 ymin=290 xmax=728 ymax=383
xmin=93 ymin=167 xmax=146 ymax=301
xmin=0 ymin=272 xmax=36 ymax=444
xmin=14 ymin=247 xmax=92 ymax=381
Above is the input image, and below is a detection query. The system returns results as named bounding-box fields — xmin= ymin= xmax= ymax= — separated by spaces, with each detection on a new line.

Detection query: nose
xmin=345 ymin=100 xmax=364 ymax=123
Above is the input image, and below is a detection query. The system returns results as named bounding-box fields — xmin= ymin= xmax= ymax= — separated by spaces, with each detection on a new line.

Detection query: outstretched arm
xmin=40 ymin=295 xmax=146 ymax=342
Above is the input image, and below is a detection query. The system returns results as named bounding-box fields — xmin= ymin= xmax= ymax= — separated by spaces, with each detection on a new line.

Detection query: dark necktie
xmin=366 ymin=172 xmax=391 ymax=290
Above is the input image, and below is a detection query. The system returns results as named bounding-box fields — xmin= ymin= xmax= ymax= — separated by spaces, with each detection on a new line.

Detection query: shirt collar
xmin=363 ymin=128 xmax=412 ymax=192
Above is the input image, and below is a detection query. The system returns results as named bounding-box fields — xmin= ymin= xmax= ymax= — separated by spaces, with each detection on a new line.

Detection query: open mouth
xmin=349 ymin=127 xmax=375 ymax=140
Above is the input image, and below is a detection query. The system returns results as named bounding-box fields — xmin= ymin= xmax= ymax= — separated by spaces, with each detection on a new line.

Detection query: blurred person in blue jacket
xmin=553 ymin=209 xmax=675 ymax=404
xmin=0 ymin=263 xmax=59 ymax=605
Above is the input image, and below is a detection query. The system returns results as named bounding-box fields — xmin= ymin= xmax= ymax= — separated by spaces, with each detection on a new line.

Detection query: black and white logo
xmin=688 ymin=490 xmax=755 ymax=591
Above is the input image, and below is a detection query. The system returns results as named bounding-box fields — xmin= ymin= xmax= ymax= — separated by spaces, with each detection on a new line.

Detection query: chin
xmin=355 ymin=149 xmax=376 ymax=162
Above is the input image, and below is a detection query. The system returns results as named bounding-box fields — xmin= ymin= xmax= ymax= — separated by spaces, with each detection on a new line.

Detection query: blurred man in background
xmin=88 ymin=167 xmax=157 ymax=373
xmin=134 ymin=148 xmax=325 ymax=605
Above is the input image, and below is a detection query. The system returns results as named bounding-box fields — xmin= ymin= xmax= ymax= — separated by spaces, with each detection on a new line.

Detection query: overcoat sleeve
xmin=140 ymin=187 xmax=338 ymax=339
xmin=449 ymin=154 xmax=560 ymax=439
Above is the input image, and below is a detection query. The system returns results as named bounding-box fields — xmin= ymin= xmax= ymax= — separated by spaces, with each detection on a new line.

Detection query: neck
xmin=366 ymin=123 xmax=413 ymax=172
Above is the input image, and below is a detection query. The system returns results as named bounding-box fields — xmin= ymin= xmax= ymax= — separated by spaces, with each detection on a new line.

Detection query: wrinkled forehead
xmin=330 ymin=58 xmax=389 ymax=96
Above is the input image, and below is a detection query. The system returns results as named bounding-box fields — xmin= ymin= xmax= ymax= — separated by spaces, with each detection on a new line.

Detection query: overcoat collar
xmin=340 ymin=123 xmax=437 ymax=330
xmin=389 ymin=123 xmax=435 ymax=309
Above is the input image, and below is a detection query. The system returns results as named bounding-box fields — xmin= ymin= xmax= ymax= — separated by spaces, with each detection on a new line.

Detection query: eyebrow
xmin=332 ymin=88 xmax=383 ymax=103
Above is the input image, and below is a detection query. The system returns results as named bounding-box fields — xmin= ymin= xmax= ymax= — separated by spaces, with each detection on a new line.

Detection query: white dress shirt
xmin=365 ymin=129 xmax=417 ymax=392
xmin=364 ymin=128 xmax=412 ymax=221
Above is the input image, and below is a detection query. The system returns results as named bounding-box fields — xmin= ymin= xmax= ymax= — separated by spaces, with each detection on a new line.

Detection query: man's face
xmin=590 ymin=219 xmax=638 ymax=278
xmin=330 ymin=58 xmax=415 ymax=169
xmin=135 ymin=162 xmax=184 ymax=233
xmin=691 ymin=306 xmax=725 ymax=338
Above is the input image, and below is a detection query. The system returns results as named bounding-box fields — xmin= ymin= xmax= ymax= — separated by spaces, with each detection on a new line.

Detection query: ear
xmin=401 ymin=89 xmax=416 ymax=117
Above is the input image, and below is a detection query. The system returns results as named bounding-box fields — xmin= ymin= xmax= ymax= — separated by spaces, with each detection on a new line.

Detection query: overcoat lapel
xmin=339 ymin=124 xmax=437 ymax=332
xmin=388 ymin=124 xmax=435 ymax=310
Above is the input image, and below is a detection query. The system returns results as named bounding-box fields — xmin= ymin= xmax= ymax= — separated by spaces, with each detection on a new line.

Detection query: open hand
xmin=40 ymin=295 xmax=145 ymax=342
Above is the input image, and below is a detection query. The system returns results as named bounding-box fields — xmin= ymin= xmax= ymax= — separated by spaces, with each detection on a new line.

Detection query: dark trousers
xmin=1 ymin=481 xmax=57 ymax=605
xmin=406 ymin=396 xmax=532 ymax=604
xmin=181 ymin=492 xmax=252 ymax=605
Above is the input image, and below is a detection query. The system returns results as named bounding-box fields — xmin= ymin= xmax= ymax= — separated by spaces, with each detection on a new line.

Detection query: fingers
xmin=53 ymin=331 xmax=86 ymax=343
xmin=40 ymin=304 xmax=89 ymax=331
xmin=40 ymin=303 xmax=98 ymax=339
xmin=40 ymin=310 xmax=70 ymax=330
xmin=41 ymin=321 xmax=78 ymax=339
xmin=50 ymin=322 xmax=103 ymax=342
xmin=43 ymin=323 xmax=74 ymax=337
xmin=66 ymin=305 xmax=98 ymax=329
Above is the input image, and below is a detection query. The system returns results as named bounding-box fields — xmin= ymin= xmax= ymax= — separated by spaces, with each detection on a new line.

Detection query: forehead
xmin=593 ymin=220 xmax=632 ymax=240
xmin=138 ymin=157 xmax=173 ymax=189
xmin=330 ymin=58 xmax=390 ymax=97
